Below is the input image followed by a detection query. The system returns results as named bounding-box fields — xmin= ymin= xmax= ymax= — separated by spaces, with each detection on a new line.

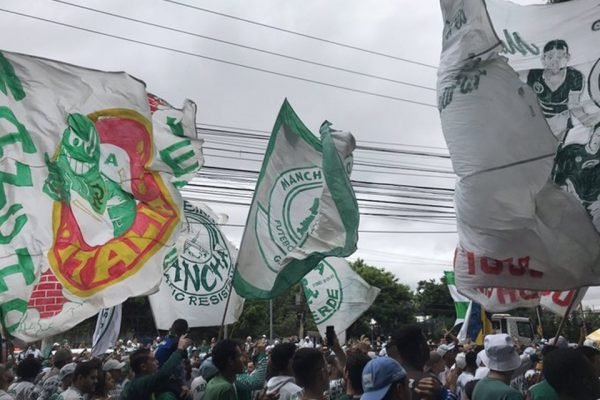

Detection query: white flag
xmin=302 ymin=257 xmax=379 ymax=342
xmin=0 ymin=50 xmax=202 ymax=341
xmin=149 ymin=201 xmax=244 ymax=328
xmin=438 ymin=0 xmax=600 ymax=295
xmin=233 ymin=100 xmax=359 ymax=299
xmin=457 ymin=286 xmax=586 ymax=316
xmin=92 ymin=305 xmax=122 ymax=357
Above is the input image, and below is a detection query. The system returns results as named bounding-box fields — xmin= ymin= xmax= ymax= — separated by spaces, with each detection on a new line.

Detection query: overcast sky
xmin=4 ymin=0 xmax=596 ymax=309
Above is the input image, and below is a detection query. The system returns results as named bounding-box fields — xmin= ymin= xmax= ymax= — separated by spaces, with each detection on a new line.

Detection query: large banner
xmin=149 ymin=201 xmax=244 ymax=328
xmin=302 ymin=257 xmax=379 ymax=343
xmin=438 ymin=0 xmax=600 ymax=295
xmin=233 ymin=100 xmax=359 ymax=299
xmin=0 ymin=51 xmax=202 ymax=341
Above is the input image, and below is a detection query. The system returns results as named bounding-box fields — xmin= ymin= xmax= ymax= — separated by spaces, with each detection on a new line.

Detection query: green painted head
xmin=60 ymin=113 xmax=100 ymax=175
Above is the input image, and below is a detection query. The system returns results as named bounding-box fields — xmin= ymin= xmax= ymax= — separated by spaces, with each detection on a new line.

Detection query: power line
xmin=163 ymin=0 xmax=439 ymax=69
xmin=50 ymin=0 xmax=436 ymax=92
xmin=0 ymin=8 xmax=437 ymax=108
xmin=199 ymin=123 xmax=449 ymax=152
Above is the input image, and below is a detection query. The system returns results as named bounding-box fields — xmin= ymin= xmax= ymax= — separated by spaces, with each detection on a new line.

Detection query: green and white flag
xmin=149 ymin=200 xmax=244 ymax=328
xmin=0 ymin=50 xmax=202 ymax=341
xmin=444 ymin=271 xmax=470 ymax=325
xmin=302 ymin=257 xmax=380 ymax=343
xmin=233 ymin=100 xmax=359 ymax=299
xmin=91 ymin=305 xmax=122 ymax=357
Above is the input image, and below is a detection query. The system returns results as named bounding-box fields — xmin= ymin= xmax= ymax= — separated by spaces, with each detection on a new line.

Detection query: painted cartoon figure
xmin=553 ymin=122 xmax=600 ymax=230
xmin=43 ymin=113 xmax=136 ymax=241
xmin=527 ymin=40 xmax=593 ymax=141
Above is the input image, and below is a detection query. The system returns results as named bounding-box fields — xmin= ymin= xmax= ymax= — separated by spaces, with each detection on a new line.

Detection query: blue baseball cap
xmin=361 ymin=357 xmax=407 ymax=400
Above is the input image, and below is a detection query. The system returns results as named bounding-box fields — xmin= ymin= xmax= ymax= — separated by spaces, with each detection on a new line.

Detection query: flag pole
xmin=535 ymin=305 xmax=544 ymax=339
xmin=218 ymin=272 xmax=237 ymax=341
xmin=269 ymin=299 xmax=273 ymax=342
xmin=553 ymin=288 xmax=581 ymax=343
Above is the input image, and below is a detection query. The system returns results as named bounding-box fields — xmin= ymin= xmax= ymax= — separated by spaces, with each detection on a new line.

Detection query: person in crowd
xmin=39 ymin=349 xmax=73 ymax=400
xmin=101 ymin=359 xmax=125 ymax=400
xmin=456 ymin=352 xmax=477 ymax=400
xmin=577 ymin=344 xmax=600 ymax=376
xmin=542 ymin=347 xmax=600 ymax=400
xmin=57 ymin=361 xmax=99 ymax=400
xmin=190 ymin=358 xmax=219 ymax=400
xmin=121 ymin=334 xmax=191 ymax=400
xmin=291 ymin=348 xmax=328 ymax=400
xmin=154 ymin=319 xmax=191 ymax=399
xmin=424 ymin=352 xmax=445 ymax=378
xmin=436 ymin=343 xmax=457 ymax=386
xmin=339 ymin=350 xmax=370 ymax=400
xmin=90 ymin=369 xmax=115 ymax=400
xmin=236 ymin=339 xmax=267 ymax=400
xmin=8 ymin=356 xmax=42 ymax=400
xmin=472 ymin=334 xmax=523 ymax=400
xmin=464 ymin=380 xmax=479 ymax=400
xmin=360 ymin=356 xmax=410 ymax=400
xmin=388 ymin=325 xmax=453 ymax=400
xmin=53 ymin=363 xmax=77 ymax=400
xmin=0 ymin=364 xmax=14 ymax=400
xmin=266 ymin=343 xmax=302 ymax=400
xmin=527 ymin=345 xmax=559 ymax=400
xmin=204 ymin=339 xmax=245 ymax=400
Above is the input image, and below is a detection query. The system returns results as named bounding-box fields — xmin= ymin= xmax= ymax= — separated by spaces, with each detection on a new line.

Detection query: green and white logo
xmin=302 ymin=260 xmax=343 ymax=324
xmin=165 ymin=201 xmax=233 ymax=306
xmin=256 ymin=166 xmax=323 ymax=272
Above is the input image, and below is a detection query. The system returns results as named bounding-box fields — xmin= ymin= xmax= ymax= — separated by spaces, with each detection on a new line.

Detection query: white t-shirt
xmin=456 ymin=370 xmax=475 ymax=400
xmin=266 ymin=376 xmax=303 ymax=400
xmin=191 ymin=376 xmax=208 ymax=400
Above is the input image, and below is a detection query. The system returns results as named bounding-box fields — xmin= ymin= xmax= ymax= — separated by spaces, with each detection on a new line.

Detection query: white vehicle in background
xmin=491 ymin=314 xmax=534 ymax=346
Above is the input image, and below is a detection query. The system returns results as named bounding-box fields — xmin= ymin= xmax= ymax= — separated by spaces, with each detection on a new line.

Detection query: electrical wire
xmin=163 ymin=0 xmax=439 ymax=69
xmin=0 ymin=8 xmax=437 ymax=108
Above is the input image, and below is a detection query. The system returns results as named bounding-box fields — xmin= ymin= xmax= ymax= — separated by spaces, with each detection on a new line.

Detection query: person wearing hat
xmin=102 ymin=359 xmax=125 ymax=400
xmin=360 ymin=357 xmax=410 ymax=400
xmin=472 ymin=334 xmax=523 ymax=400
xmin=57 ymin=361 xmax=98 ymax=400
xmin=39 ymin=349 xmax=73 ymax=400
xmin=56 ymin=363 xmax=77 ymax=397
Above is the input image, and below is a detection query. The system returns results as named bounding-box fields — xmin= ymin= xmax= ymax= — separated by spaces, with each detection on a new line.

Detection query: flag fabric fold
xmin=233 ymin=100 xmax=359 ymax=299
xmin=149 ymin=201 xmax=244 ymax=328
xmin=438 ymin=0 xmax=600 ymax=297
xmin=92 ymin=304 xmax=122 ymax=357
xmin=0 ymin=50 xmax=202 ymax=341
xmin=302 ymin=257 xmax=380 ymax=343
xmin=444 ymin=271 xmax=470 ymax=325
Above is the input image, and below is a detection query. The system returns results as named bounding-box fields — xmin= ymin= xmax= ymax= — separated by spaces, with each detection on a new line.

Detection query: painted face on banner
xmin=43 ymin=110 xmax=179 ymax=297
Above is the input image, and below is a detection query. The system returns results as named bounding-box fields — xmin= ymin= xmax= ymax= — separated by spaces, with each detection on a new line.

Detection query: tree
xmin=414 ymin=276 xmax=456 ymax=337
xmin=346 ymin=259 xmax=415 ymax=338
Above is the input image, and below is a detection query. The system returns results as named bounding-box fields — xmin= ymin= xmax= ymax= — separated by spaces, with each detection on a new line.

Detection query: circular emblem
xmin=302 ymin=259 xmax=343 ymax=324
xmin=589 ymin=58 xmax=600 ymax=108
xmin=257 ymin=166 xmax=324 ymax=272
xmin=165 ymin=202 xmax=233 ymax=303
xmin=46 ymin=109 xmax=179 ymax=297
xmin=576 ymin=156 xmax=583 ymax=163
xmin=592 ymin=20 xmax=600 ymax=31
xmin=532 ymin=82 xmax=544 ymax=94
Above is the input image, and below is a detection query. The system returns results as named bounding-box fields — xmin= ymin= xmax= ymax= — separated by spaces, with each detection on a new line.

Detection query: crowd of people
xmin=1 ymin=319 xmax=599 ymax=400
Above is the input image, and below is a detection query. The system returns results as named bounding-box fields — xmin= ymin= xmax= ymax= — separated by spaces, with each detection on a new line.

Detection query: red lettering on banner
xmin=467 ymin=251 xmax=475 ymax=275
xmin=463 ymin=252 xmax=543 ymax=278
xmin=552 ymin=290 xmax=573 ymax=307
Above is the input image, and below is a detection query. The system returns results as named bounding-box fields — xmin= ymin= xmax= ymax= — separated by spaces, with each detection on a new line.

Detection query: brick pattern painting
xmin=28 ymin=270 xmax=67 ymax=318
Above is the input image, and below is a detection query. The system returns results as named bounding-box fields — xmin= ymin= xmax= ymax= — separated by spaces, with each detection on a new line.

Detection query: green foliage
xmin=346 ymin=259 xmax=415 ymax=337
xmin=414 ymin=277 xmax=456 ymax=338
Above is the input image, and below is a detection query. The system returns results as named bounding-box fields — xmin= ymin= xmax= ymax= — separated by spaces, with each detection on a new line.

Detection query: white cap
xmin=455 ymin=352 xmax=466 ymax=369
xmin=437 ymin=343 xmax=455 ymax=357
xmin=103 ymin=359 xmax=126 ymax=371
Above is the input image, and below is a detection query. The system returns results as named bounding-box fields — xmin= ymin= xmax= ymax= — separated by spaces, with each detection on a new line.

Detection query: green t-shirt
xmin=528 ymin=380 xmax=559 ymax=400
xmin=204 ymin=375 xmax=238 ymax=400
xmin=472 ymin=377 xmax=523 ymax=400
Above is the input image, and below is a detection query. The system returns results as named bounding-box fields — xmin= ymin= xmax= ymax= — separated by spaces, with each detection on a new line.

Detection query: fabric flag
xmin=438 ymin=0 xmax=600 ymax=296
xmin=149 ymin=201 xmax=244 ymax=328
xmin=233 ymin=100 xmax=359 ymax=299
xmin=91 ymin=304 xmax=122 ymax=357
xmin=456 ymin=285 xmax=587 ymax=316
xmin=457 ymin=301 xmax=493 ymax=345
xmin=0 ymin=50 xmax=202 ymax=341
xmin=444 ymin=271 xmax=469 ymax=325
xmin=302 ymin=257 xmax=380 ymax=344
